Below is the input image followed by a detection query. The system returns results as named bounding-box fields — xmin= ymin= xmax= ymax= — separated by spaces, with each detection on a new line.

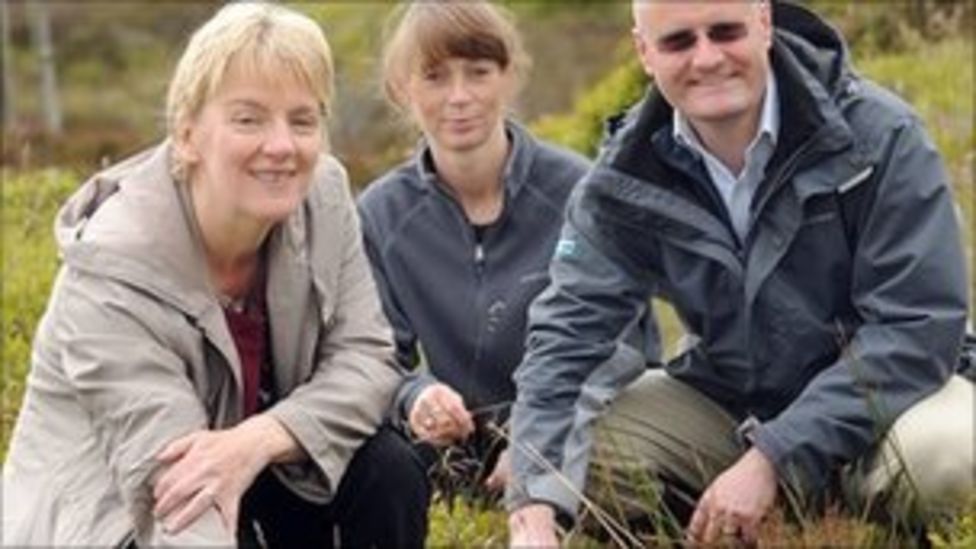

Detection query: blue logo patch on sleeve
xmin=555 ymin=239 xmax=578 ymax=259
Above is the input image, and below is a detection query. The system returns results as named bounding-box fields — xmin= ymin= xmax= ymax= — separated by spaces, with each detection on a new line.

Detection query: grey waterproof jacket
xmin=3 ymin=144 xmax=401 ymax=546
xmin=509 ymin=3 xmax=967 ymax=518
xmin=358 ymin=122 xmax=592 ymax=426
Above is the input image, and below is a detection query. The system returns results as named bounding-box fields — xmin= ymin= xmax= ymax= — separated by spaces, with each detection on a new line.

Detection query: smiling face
xmin=633 ymin=0 xmax=772 ymax=130
xmin=403 ymin=56 xmax=514 ymax=154
xmin=176 ymin=64 xmax=323 ymax=230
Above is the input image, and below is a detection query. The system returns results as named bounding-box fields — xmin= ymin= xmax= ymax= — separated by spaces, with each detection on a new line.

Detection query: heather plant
xmin=931 ymin=497 xmax=976 ymax=548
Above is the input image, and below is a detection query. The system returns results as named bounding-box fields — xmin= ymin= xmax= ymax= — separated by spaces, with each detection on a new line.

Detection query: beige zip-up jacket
xmin=2 ymin=143 xmax=401 ymax=546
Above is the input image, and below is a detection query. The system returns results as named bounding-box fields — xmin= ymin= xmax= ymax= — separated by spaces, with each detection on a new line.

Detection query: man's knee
xmin=880 ymin=376 xmax=974 ymax=513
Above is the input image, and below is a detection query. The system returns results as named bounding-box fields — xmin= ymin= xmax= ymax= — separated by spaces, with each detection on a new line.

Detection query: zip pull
xmin=474 ymin=242 xmax=485 ymax=270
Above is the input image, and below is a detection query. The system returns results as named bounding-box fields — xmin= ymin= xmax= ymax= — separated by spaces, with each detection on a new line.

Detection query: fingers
xmin=153 ymin=458 xmax=204 ymax=519
xmin=157 ymin=432 xmax=197 ymax=462
xmin=688 ymin=494 xmax=728 ymax=545
xmin=508 ymin=504 xmax=559 ymax=548
xmin=409 ymin=384 xmax=474 ymax=444
xmin=689 ymin=500 xmax=754 ymax=546
xmin=702 ymin=509 xmax=724 ymax=545
xmin=739 ymin=517 xmax=761 ymax=545
xmin=687 ymin=498 xmax=707 ymax=543
xmin=162 ymin=486 xmax=218 ymax=534
xmin=689 ymin=513 xmax=738 ymax=546
xmin=154 ymin=454 xmax=235 ymax=535
xmin=217 ymin=497 xmax=240 ymax=534
xmin=484 ymin=469 xmax=504 ymax=491
xmin=687 ymin=451 xmax=777 ymax=545
xmin=152 ymin=427 xmax=263 ymax=537
xmin=484 ymin=449 xmax=510 ymax=491
xmin=152 ymin=431 xmax=215 ymax=520
xmin=427 ymin=385 xmax=474 ymax=437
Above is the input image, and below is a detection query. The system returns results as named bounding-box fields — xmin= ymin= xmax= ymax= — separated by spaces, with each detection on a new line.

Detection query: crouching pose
xmin=358 ymin=0 xmax=651 ymax=505
xmin=3 ymin=3 xmax=427 ymax=546
xmin=508 ymin=1 xmax=973 ymax=545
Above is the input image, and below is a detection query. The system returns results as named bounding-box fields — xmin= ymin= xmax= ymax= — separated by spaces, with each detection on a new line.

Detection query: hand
xmin=509 ymin=503 xmax=559 ymax=547
xmin=687 ymin=447 xmax=778 ymax=545
xmin=484 ymin=448 xmax=511 ymax=492
xmin=408 ymin=383 xmax=475 ymax=446
xmin=152 ymin=415 xmax=295 ymax=534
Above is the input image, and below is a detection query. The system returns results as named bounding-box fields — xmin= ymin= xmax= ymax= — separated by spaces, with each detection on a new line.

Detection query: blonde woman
xmin=3 ymin=3 xmax=427 ymax=546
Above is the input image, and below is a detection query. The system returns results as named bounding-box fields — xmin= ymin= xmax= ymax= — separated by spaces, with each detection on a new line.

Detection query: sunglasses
xmin=654 ymin=21 xmax=750 ymax=54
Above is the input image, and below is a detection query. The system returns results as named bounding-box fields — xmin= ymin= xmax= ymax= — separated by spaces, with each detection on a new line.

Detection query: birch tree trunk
xmin=30 ymin=0 xmax=61 ymax=135
xmin=1 ymin=0 xmax=15 ymax=132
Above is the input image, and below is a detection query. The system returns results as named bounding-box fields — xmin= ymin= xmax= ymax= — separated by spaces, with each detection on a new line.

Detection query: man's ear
xmin=632 ymin=29 xmax=655 ymax=78
xmin=759 ymin=1 xmax=774 ymax=49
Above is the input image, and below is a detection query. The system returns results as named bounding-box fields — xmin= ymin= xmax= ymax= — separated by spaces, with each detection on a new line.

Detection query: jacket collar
xmin=57 ymin=142 xmax=316 ymax=323
xmin=604 ymin=5 xmax=856 ymax=197
xmin=56 ymin=143 xmax=335 ymax=411
xmin=413 ymin=119 xmax=537 ymax=200
xmin=58 ymin=142 xmax=214 ymax=317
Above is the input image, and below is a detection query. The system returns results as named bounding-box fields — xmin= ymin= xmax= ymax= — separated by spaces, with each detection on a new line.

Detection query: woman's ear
xmin=501 ymin=67 xmax=519 ymax=105
xmin=390 ymin=78 xmax=413 ymax=113
xmin=173 ymin=120 xmax=200 ymax=168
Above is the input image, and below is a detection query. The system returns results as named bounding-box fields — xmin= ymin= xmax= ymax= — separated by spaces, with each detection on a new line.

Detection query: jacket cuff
xmin=392 ymin=372 xmax=438 ymax=434
xmin=264 ymin=402 xmax=341 ymax=503
xmin=752 ymin=422 xmax=823 ymax=495
xmin=505 ymin=472 xmax=580 ymax=526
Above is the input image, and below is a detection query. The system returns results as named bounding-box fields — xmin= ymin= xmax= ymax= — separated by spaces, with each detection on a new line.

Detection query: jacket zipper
xmin=740 ymin=133 xmax=826 ymax=403
xmin=474 ymin=241 xmax=486 ymax=277
xmin=745 ymin=131 xmax=829 ymax=251
xmin=471 ymin=230 xmax=487 ymax=384
xmin=436 ymin=186 xmax=490 ymax=400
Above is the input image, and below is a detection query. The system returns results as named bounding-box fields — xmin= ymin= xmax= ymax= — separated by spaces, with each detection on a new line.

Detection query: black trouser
xmin=238 ymin=426 xmax=430 ymax=549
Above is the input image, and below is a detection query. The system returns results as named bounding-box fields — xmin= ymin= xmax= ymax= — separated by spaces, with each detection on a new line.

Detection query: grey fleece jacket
xmin=358 ymin=121 xmax=603 ymax=432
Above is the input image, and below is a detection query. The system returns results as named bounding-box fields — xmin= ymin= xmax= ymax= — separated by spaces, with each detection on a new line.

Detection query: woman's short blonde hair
xmin=166 ymin=2 xmax=334 ymax=137
xmin=381 ymin=1 xmax=530 ymax=110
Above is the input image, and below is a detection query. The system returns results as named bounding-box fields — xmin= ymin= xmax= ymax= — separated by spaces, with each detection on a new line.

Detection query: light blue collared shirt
xmin=673 ymin=73 xmax=780 ymax=241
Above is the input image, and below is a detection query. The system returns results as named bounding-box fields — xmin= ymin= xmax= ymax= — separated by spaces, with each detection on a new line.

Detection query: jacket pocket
xmin=802 ymin=210 xmax=838 ymax=226
xmin=518 ymin=270 xmax=549 ymax=287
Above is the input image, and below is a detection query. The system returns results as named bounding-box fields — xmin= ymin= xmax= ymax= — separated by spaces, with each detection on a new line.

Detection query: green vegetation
xmin=533 ymin=55 xmax=646 ymax=157
xmin=1 ymin=168 xmax=76 ymax=460
xmin=427 ymin=495 xmax=509 ymax=546
xmin=931 ymin=497 xmax=976 ymax=549
xmin=1 ymin=3 xmax=972 ymax=546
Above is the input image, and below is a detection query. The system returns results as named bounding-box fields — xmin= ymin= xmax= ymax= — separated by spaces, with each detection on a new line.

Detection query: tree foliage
xmin=532 ymin=57 xmax=645 ymax=156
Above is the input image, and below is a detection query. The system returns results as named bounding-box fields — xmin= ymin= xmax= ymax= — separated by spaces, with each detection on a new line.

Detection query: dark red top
xmin=222 ymin=269 xmax=269 ymax=417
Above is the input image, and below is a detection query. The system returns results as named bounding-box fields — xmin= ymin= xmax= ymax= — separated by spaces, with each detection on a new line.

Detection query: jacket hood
xmin=772 ymin=0 xmax=853 ymax=97
xmin=601 ymin=1 xmax=857 ymax=187
xmin=55 ymin=142 xmax=215 ymax=317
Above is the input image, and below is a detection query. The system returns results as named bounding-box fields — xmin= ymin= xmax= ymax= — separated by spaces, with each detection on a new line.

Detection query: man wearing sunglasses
xmin=508 ymin=0 xmax=972 ymax=545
